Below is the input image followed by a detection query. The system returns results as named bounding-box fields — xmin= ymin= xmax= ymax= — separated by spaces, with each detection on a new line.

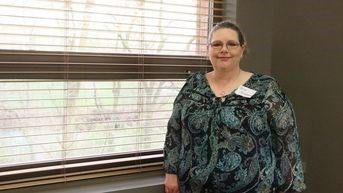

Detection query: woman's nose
xmin=220 ymin=45 xmax=229 ymax=53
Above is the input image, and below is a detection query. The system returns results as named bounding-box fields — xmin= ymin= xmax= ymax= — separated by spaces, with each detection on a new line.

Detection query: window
xmin=0 ymin=0 xmax=234 ymax=189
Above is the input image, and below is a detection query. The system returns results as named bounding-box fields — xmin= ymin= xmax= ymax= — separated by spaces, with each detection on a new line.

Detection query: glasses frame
xmin=209 ymin=40 xmax=242 ymax=51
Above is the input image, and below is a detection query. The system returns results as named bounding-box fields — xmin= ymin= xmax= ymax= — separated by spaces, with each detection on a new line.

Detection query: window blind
xmin=0 ymin=0 xmax=235 ymax=189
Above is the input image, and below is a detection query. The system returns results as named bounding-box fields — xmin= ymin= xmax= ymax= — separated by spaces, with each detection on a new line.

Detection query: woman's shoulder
xmin=186 ymin=71 xmax=204 ymax=80
xmin=183 ymin=71 xmax=207 ymax=86
xmin=251 ymin=73 xmax=277 ymax=84
xmin=247 ymin=73 xmax=276 ymax=89
xmin=176 ymin=71 xmax=205 ymax=95
xmin=249 ymin=73 xmax=285 ymax=97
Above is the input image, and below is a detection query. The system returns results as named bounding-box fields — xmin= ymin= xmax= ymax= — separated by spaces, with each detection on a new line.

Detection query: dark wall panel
xmin=271 ymin=1 xmax=343 ymax=193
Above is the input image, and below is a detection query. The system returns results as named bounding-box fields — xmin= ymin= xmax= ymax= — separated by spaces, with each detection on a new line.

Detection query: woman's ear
xmin=206 ymin=44 xmax=210 ymax=55
xmin=241 ymin=44 xmax=248 ymax=57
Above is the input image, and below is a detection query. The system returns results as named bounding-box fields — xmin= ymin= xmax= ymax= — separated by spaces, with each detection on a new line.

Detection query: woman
xmin=163 ymin=20 xmax=306 ymax=193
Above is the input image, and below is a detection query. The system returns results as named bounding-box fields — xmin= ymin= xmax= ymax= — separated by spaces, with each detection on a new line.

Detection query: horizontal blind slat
xmin=0 ymin=125 xmax=168 ymax=140
xmin=0 ymin=62 xmax=210 ymax=68
xmin=0 ymin=117 xmax=170 ymax=130
xmin=0 ymin=4 xmax=217 ymax=24
xmin=0 ymin=95 xmax=177 ymax=102
xmin=0 ymin=102 xmax=175 ymax=111
xmin=0 ymin=14 xmax=210 ymax=31
xmin=0 ymin=87 xmax=183 ymax=91
xmin=0 ymin=109 xmax=173 ymax=121
xmin=1 ymin=132 xmax=167 ymax=149
xmin=0 ymin=140 xmax=165 ymax=158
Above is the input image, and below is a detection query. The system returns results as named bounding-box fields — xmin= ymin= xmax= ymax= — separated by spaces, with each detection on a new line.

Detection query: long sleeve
xmin=164 ymin=96 xmax=183 ymax=174
xmin=163 ymin=75 xmax=193 ymax=174
xmin=266 ymin=81 xmax=306 ymax=193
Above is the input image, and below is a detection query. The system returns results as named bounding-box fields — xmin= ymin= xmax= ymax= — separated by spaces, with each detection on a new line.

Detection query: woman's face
xmin=208 ymin=28 xmax=245 ymax=71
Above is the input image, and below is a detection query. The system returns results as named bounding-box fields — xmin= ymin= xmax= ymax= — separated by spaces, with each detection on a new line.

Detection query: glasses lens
xmin=210 ymin=41 xmax=240 ymax=50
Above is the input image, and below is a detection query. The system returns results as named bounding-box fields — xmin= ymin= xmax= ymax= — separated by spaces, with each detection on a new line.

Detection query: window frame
xmin=0 ymin=49 xmax=211 ymax=80
xmin=0 ymin=150 xmax=163 ymax=184
xmin=0 ymin=51 xmax=211 ymax=191
xmin=0 ymin=0 xmax=233 ymax=190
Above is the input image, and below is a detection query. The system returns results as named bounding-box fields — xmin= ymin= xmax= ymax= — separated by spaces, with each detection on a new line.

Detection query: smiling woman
xmin=0 ymin=0 xmax=235 ymax=190
xmin=208 ymin=23 xmax=246 ymax=72
xmin=164 ymin=20 xmax=306 ymax=193
xmin=206 ymin=26 xmax=250 ymax=98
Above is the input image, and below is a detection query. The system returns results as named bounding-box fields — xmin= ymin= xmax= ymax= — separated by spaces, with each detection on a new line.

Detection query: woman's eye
xmin=228 ymin=42 xmax=239 ymax=46
xmin=212 ymin=43 xmax=222 ymax=47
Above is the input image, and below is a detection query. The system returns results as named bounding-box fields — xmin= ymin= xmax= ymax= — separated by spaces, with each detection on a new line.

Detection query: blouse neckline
xmin=200 ymin=72 xmax=256 ymax=101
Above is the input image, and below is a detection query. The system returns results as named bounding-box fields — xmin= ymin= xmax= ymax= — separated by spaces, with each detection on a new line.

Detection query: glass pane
xmin=0 ymin=0 xmax=210 ymax=55
xmin=0 ymin=80 xmax=184 ymax=166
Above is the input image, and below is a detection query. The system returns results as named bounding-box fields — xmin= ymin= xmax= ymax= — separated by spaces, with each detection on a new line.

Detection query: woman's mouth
xmin=218 ymin=57 xmax=232 ymax=61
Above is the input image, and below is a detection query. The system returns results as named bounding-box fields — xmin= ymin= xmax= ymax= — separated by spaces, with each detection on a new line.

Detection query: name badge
xmin=235 ymin=85 xmax=257 ymax=98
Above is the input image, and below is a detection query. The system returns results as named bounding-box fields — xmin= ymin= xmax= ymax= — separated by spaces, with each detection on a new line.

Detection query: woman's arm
xmin=266 ymin=81 xmax=306 ymax=193
xmin=164 ymin=99 xmax=183 ymax=174
xmin=163 ymin=90 xmax=183 ymax=193
xmin=163 ymin=75 xmax=193 ymax=193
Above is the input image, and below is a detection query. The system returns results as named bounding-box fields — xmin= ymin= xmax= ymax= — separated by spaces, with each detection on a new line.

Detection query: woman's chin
xmin=214 ymin=62 xmax=236 ymax=70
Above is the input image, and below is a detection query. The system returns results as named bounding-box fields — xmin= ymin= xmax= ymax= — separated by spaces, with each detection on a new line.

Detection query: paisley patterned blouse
xmin=164 ymin=72 xmax=306 ymax=193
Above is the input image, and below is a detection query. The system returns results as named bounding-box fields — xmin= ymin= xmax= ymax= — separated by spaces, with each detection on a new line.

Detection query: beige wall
xmin=238 ymin=1 xmax=343 ymax=193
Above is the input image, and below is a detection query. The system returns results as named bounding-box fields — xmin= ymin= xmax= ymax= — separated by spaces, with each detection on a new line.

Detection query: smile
xmin=218 ymin=57 xmax=232 ymax=61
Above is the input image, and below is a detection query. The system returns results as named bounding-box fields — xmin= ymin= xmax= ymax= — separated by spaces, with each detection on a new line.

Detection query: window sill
xmin=1 ymin=170 xmax=165 ymax=193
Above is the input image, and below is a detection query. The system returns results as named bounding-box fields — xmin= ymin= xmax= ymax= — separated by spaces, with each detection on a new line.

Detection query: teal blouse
xmin=164 ymin=72 xmax=306 ymax=193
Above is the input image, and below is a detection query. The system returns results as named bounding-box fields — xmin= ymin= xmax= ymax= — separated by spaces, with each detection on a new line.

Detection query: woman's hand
xmin=164 ymin=173 xmax=180 ymax=193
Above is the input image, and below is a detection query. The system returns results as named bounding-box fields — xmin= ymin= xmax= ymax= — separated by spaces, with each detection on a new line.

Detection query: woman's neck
xmin=212 ymin=68 xmax=242 ymax=85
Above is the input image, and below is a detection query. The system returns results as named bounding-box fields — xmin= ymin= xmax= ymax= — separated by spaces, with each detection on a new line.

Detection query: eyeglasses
xmin=209 ymin=41 xmax=241 ymax=51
